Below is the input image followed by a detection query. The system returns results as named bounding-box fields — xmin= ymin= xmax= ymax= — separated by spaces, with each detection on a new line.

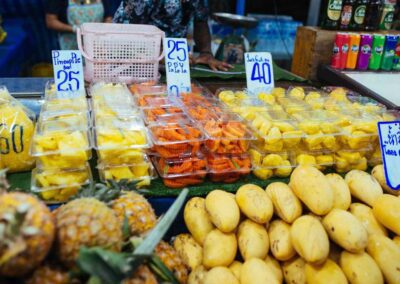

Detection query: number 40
xmin=251 ymin=62 xmax=271 ymax=85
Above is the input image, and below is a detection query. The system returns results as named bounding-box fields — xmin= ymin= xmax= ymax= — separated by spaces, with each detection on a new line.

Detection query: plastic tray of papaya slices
xmin=152 ymin=154 xmax=208 ymax=188
xmin=147 ymin=120 xmax=204 ymax=159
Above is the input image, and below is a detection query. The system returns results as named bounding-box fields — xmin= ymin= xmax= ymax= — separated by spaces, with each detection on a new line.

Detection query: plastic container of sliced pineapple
xmin=97 ymin=156 xmax=157 ymax=188
xmin=291 ymin=110 xmax=343 ymax=152
xmin=334 ymin=147 xmax=371 ymax=173
xmin=31 ymin=163 xmax=93 ymax=203
xmin=38 ymin=109 xmax=91 ymax=129
xmin=93 ymin=116 xmax=150 ymax=157
xmin=31 ymin=119 xmax=92 ymax=169
xmin=248 ymin=148 xmax=294 ymax=180
xmin=198 ymin=113 xmax=255 ymax=154
xmin=339 ymin=112 xmax=380 ymax=150
xmin=293 ymin=147 xmax=335 ymax=172
xmin=249 ymin=110 xmax=303 ymax=152
xmin=276 ymin=97 xmax=312 ymax=115
xmin=217 ymin=88 xmax=252 ymax=107
xmin=148 ymin=121 xmax=204 ymax=158
xmin=206 ymin=152 xmax=252 ymax=183
xmin=152 ymin=155 xmax=208 ymax=188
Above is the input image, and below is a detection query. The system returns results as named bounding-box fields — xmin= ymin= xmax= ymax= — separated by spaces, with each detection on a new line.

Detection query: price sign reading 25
xmin=52 ymin=50 xmax=84 ymax=98
xmin=245 ymin=52 xmax=275 ymax=94
xmin=163 ymin=38 xmax=191 ymax=100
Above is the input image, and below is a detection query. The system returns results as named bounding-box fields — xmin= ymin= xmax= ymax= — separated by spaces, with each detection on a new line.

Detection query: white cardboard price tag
xmin=378 ymin=121 xmax=400 ymax=190
xmin=245 ymin=52 xmax=275 ymax=94
xmin=163 ymin=38 xmax=191 ymax=99
xmin=52 ymin=50 xmax=84 ymax=98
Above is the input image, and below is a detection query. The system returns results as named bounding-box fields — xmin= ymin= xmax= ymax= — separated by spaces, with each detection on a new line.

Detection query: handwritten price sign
xmin=245 ymin=52 xmax=275 ymax=94
xmin=163 ymin=38 xmax=191 ymax=99
xmin=52 ymin=50 xmax=84 ymax=98
xmin=378 ymin=121 xmax=400 ymax=190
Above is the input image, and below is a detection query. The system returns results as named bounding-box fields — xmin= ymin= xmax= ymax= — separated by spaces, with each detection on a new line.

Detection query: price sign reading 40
xmin=52 ymin=50 xmax=84 ymax=98
xmin=245 ymin=52 xmax=275 ymax=94
xmin=163 ymin=38 xmax=191 ymax=100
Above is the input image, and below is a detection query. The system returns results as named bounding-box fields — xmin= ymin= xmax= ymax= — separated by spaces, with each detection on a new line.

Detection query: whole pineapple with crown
xmin=155 ymin=241 xmax=189 ymax=284
xmin=123 ymin=265 xmax=158 ymax=284
xmin=54 ymin=197 xmax=123 ymax=268
xmin=0 ymin=170 xmax=55 ymax=277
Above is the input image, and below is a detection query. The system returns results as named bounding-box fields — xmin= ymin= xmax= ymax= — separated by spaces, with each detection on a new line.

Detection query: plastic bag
xmin=0 ymin=86 xmax=35 ymax=172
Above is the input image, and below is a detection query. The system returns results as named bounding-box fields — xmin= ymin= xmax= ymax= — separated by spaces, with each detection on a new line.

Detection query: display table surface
xmin=318 ymin=64 xmax=400 ymax=109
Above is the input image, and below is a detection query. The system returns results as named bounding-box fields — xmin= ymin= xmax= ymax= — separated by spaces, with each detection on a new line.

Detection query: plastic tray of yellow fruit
xmin=334 ymin=147 xmax=370 ymax=173
xmin=366 ymin=146 xmax=382 ymax=167
xmin=31 ymin=163 xmax=92 ymax=203
xmin=43 ymin=96 xmax=90 ymax=114
xmin=31 ymin=122 xmax=92 ymax=169
xmin=294 ymin=148 xmax=335 ymax=172
xmin=249 ymin=110 xmax=303 ymax=152
xmin=93 ymin=116 xmax=150 ymax=151
xmin=97 ymin=148 xmax=147 ymax=166
xmin=92 ymin=94 xmax=138 ymax=119
xmin=276 ymin=97 xmax=312 ymax=115
xmin=97 ymin=158 xmax=156 ymax=188
xmin=217 ymin=88 xmax=252 ymax=107
xmin=249 ymin=148 xmax=294 ymax=180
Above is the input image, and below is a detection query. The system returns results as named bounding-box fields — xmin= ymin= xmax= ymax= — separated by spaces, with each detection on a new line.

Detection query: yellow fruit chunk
xmin=266 ymin=127 xmax=282 ymax=144
xmin=305 ymin=92 xmax=321 ymax=101
xmin=337 ymin=151 xmax=362 ymax=164
xmin=262 ymin=154 xmax=283 ymax=167
xmin=271 ymin=87 xmax=286 ymax=98
xmin=299 ymin=122 xmax=319 ymax=135
xmin=131 ymin=164 xmax=150 ymax=177
xmin=263 ymin=141 xmax=284 ymax=152
xmin=316 ymin=155 xmax=334 ymax=165
xmin=275 ymin=160 xmax=293 ymax=177
xmin=253 ymin=168 xmax=273 ymax=180
xmin=296 ymin=154 xmax=316 ymax=166
xmin=249 ymin=149 xmax=262 ymax=166
xmin=322 ymin=136 xmax=338 ymax=151
xmin=289 ymin=87 xmax=305 ymax=100
xmin=274 ymin=122 xmax=295 ymax=132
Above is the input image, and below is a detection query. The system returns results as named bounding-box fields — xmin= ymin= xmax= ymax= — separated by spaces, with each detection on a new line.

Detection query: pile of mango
xmin=174 ymin=165 xmax=400 ymax=284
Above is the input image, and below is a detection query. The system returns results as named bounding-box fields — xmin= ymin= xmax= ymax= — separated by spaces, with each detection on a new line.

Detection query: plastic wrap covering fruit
xmin=294 ymin=147 xmax=335 ymax=172
xmin=141 ymin=107 xmax=185 ymax=124
xmin=0 ymin=86 xmax=36 ymax=172
xmin=184 ymin=103 xmax=227 ymax=121
xmin=91 ymin=83 xmax=137 ymax=118
xmin=152 ymin=155 xmax=207 ymax=188
xmin=291 ymin=110 xmax=343 ymax=152
xmin=129 ymin=84 xmax=167 ymax=96
xmin=250 ymin=110 xmax=303 ymax=152
xmin=136 ymin=94 xmax=178 ymax=108
xmin=200 ymin=115 xmax=254 ymax=154
xmin=249 ymin=148 xmax=294 ymax=180
xmin=31 ymin=164 xmax=92 ymax=203
xmin=334 ymin=148 xmax=370 ymax=173
xmin=180 ymin=92 xmax=219 ymax=107
xmin=31 ymin=119 xmax=91 ymax=169
xmin=148 ymin=122 xmax=204 ymax=158
xmin=38 ymin=109 xmax=90 ymax=129
xmin=94 ymin=117 xmax=149 ymax=165
xmin=206 ymin=153 xmax=251 ymax=183
xmin=98 ymin=157 xmax=156 ymax=188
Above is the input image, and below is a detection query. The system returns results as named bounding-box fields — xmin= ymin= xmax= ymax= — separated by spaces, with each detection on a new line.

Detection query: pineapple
xmin=0 ymin=192 xmax=55 ymax=277
xmin=111 ymin=191 xmax=157 ymax=236
xmin=26 ymin=264 xmax=70 ymax=284
xmin=55 ymin=198 xmax=123 ymax=268
xmin=155 ymin=241 xmax=189 ymax=284
xmin=123 ymin=265 xmax=157 ymax=284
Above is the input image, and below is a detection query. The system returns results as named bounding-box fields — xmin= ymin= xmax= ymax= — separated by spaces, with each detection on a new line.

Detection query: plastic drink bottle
xmin=357 ymin=34 xmax=373 ymax=70
xmin=368 ymin=34 xmax=386 ymax=70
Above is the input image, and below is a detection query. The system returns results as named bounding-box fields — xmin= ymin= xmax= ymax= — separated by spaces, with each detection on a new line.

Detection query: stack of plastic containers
xmin=30 ymin=82 xmax=92 ymax=203
xmin=131 ymin=85 xmax=207 ymax=188
xmin=90 ymin=82 xmax=155 ymax=187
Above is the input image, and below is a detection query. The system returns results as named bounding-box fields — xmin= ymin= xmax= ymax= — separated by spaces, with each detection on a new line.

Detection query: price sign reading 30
xmin=245 ymin=52 xmax=275 ymax=94
xmin=163 ymin=38 xmax=191 ymax=99
xmin=52 ymin=50 xmax=84 ymax=98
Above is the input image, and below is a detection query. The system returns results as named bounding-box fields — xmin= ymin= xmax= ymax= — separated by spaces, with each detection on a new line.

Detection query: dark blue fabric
xmin=0 ymin=0 xmax=59 ymax=63
xmin=0 ymin=20 xmax=30 ymax=76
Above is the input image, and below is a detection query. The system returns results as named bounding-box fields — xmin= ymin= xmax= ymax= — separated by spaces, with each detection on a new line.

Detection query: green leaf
xmin=134 ymin=188 xmax=188 ymax=255
xmin=77 ymin=247 xmax=129 ymax=283
xmin=87 ymin=276 xmax=102 ymax=284
xmin=232 ymin=159 xmax=240 ymax=170
xmin=149 ymin=256 xmax=179 ymax=284
xmin=122 ymin=215 xmax=131 ymax=240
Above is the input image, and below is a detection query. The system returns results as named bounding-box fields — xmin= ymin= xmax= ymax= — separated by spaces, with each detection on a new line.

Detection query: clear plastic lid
xmin=31 ymin=119 xmax=91 ymax=157
xmin=43 ymin=96 xmax=90 ymax=113
xmin=97 ymin=148 xmax=147 ymax=166
xmin=277 ymin=97 xmax=311 ymax=114
xmin=180 ymin=93 xmax=220 ymax=107
xmin=129 ymin=84 xmax=167 ymax=96
xmin=216 ymin=88 xmax=251 ymax=106
xmin=292 ymin=110 xmax=343 ymax=135
xmin=93 ymin=116 xmax=150 ymax=150
xmin=184 ymin=103 xmax=227 ymax=121
xmin=92 ymin=94 xmax=137 ymax=119
xmin=31 ymin=164 xmax=92 ymax=202
xmin=148 ymin=122 xmax=204 ymax=145
xmin=152 ymin=155 xmax=208 ymax=178
xmin=135 ymin=94 xmax=179 ymax=108
xmin=38 ymin=110 xmax=91 ymax=129
xmin=293 ymin=148 xmax=335 ymax=170
xmin=141 ymin=108 xmax=190 ymax=125
xmin=249 ymin=148 xmax=294 ymax=179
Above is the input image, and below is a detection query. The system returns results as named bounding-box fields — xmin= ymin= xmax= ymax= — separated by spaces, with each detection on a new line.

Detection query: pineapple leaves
xmin=78 ymin=188 xmax=188 ymax=284
xmin=134 ymin=188 xmax=188 ymax=255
